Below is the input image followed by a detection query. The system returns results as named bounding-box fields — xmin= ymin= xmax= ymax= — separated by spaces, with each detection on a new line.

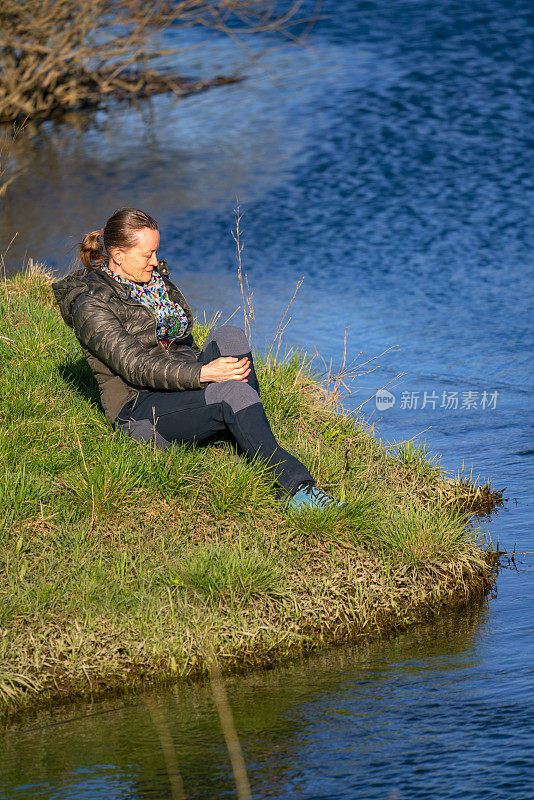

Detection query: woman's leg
xmin=115 ymin=381 xmax=313 ymax=494
xmin=202 ymin=380 xmax=313 ymax=492
xmin=197 ymin=326 xmax=314 ymax=491
xmin=114 ymin=388 xmax=226 ymax=449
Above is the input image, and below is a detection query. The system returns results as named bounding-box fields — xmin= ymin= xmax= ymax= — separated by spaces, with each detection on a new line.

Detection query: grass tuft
xmin=171 ymin=543 xmax=285 ymax=602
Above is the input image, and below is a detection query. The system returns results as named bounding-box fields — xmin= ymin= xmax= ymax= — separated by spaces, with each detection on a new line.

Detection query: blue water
xmin=1 ymin=0 xmax=533 ymax=797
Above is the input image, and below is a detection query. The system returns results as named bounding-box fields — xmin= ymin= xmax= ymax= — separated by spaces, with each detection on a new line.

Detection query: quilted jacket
xmin=52 ymin=260 xmax=206 ymax=424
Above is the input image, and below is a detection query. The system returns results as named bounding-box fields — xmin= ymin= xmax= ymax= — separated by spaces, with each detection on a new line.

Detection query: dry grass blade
xmin=0 ymin=671 xmax=41 ymax=704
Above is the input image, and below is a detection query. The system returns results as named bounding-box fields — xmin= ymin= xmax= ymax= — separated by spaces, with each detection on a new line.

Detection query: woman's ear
xmin=109 ymin=247 xmax=124 ymax=266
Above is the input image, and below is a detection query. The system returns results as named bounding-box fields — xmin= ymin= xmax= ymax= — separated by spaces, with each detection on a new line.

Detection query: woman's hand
xmin=200 ymin=356 xmax=251 ymax=384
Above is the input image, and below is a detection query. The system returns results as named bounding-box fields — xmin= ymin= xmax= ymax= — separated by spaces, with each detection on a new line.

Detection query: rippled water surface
xmin=1 ymin=0 xmax=533 ymax=797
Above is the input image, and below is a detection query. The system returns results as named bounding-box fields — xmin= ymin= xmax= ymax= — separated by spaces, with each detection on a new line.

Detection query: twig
xmin=0 ymin=1 xmax=319 ymax=123
xmin=267 ymin=276 xmax=305 ymax=366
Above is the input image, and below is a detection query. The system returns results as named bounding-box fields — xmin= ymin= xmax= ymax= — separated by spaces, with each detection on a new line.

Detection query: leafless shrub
xmin=0 ymin=0 xmax=320 ymax=124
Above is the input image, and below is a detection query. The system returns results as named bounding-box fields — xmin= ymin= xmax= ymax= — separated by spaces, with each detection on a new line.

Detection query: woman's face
xmin=110 ymin=227 xmax=160 ymax=283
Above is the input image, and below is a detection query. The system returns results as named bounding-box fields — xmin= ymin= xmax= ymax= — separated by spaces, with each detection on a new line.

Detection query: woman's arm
xmin=71 ymin=294 xmax=205 ymax=391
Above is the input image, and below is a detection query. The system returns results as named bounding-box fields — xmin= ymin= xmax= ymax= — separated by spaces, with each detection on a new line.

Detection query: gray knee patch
xmin=203 ymin=324 xmax=250 ymax=356
xmin=205 ymin=381 xmax=260 ymax=413
xmin=118 ymin=418 xmax=171 ymax=449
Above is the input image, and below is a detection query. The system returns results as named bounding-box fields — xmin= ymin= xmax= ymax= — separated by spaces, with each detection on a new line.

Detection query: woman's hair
xmin=79 ymin=207 xmax=159 ymax=270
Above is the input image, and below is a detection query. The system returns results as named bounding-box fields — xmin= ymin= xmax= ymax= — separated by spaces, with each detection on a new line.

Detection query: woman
xmin=52 ymin=207 xmax=341 ymax=511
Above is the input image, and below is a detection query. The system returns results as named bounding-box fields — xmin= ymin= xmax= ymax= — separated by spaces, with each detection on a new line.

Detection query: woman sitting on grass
xmin=52 ymin=207 xmax=342 ymax=511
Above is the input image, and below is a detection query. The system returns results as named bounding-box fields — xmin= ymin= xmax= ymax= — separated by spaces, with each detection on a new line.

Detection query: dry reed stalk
xmin=232 ymin=198 xmax=255 ymax=344
xmin=265 ymin=276 xmax=305 ymax=367
xmin=221 ymin=307 xmax=240 ymax=326
xmin=313 ymin=340 xmax=403 ymax=412
xmin=0 ymin=233 xmax=19 ymax=320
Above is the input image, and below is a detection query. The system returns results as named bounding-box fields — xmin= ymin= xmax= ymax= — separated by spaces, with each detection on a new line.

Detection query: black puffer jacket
xmin=52 ymin=260 xmax=206 ymax=424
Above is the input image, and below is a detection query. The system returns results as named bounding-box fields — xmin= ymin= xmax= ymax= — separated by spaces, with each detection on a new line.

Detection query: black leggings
xmin=114 ymin=325 xmax=313 ymax=494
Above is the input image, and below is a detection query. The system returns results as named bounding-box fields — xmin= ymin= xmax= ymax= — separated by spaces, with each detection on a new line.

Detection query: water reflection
xmin=3 ymin=601 xmax=494 ymax=800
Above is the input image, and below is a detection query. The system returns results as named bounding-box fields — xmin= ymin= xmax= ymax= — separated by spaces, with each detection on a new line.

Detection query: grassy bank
xmin=0 ymin=264 xmax=499 ymax=722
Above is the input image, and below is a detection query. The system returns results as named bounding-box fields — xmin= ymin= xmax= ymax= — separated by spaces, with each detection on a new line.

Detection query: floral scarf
xmin=101 ymin=264 xmax=189 ymax=349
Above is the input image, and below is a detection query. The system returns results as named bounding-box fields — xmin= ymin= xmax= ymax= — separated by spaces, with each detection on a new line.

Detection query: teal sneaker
xmin=285 ymin=482 xmax=345 ymax=511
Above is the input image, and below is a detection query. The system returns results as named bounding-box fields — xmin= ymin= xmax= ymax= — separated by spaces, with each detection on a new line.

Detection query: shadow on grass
xmin=58 ymin=357 xmax=102 ymax=409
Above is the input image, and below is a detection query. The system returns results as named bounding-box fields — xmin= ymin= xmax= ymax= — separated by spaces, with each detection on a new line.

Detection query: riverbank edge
xmin=4 ymin=566 xmax=498 ymax=729
xmin=0 ymin=264 xmax=500 ymax=725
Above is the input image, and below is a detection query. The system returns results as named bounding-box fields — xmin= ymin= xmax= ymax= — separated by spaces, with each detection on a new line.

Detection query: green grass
xmin=0 ymin=263 xmax=499 ymax=720
xmin=171 ymin=543 xmax=285 ymax=602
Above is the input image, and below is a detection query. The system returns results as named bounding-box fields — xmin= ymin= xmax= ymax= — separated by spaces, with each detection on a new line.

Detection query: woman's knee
xmin=204 ymin=324 xmax=250 ymax=356
xmin=116 ymin=417 xmax=173 ymax=449
xmin=204 ymin=380 xmax=260 ymax=413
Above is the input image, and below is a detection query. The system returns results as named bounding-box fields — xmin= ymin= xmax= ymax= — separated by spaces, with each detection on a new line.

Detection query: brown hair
xmin=79 ymin=207 xmax=159 ymax=270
